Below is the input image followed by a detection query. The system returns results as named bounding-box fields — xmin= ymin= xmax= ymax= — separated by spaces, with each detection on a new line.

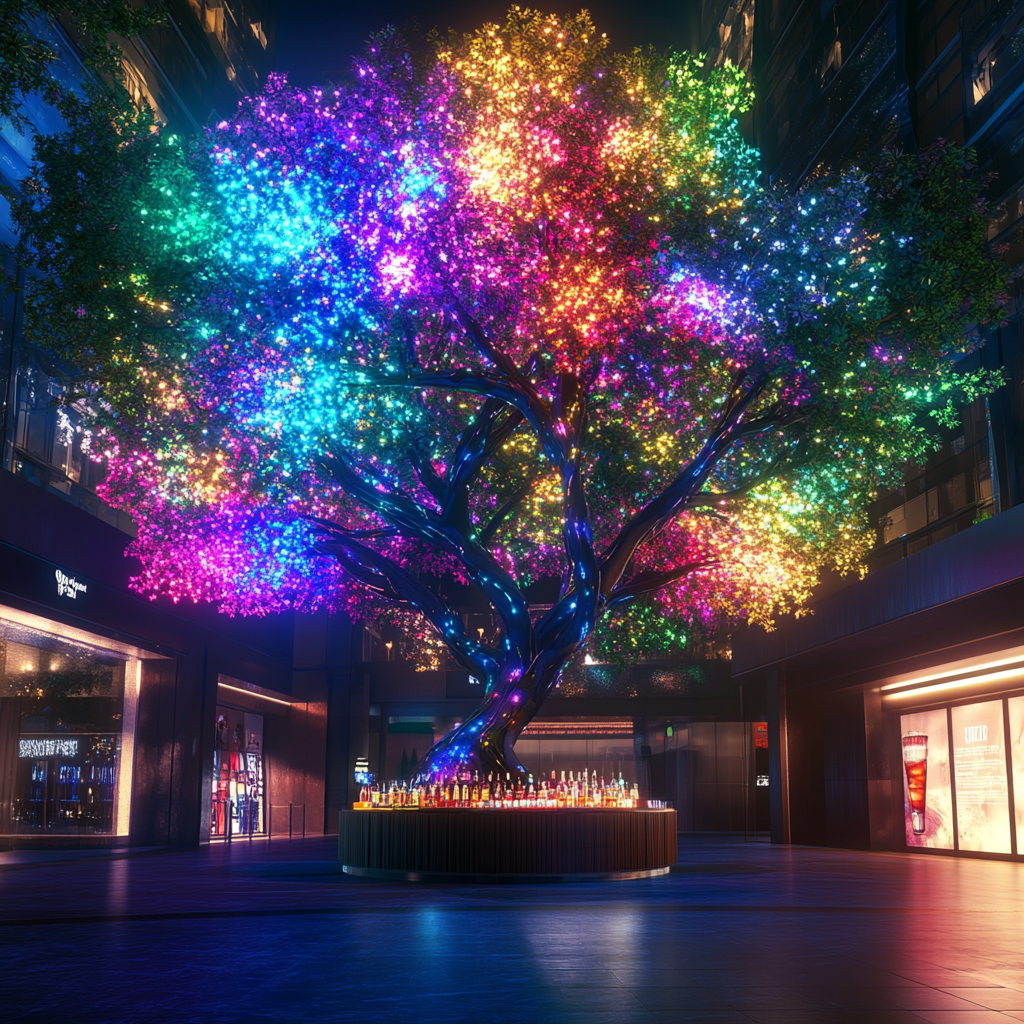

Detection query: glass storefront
xmin=210 ymin=705 xmax=265 ymax=839
xmin=901 ymin=693 xmax=1024 ymax=856
xmin=0 ymin=611 xmax=140 ymax=838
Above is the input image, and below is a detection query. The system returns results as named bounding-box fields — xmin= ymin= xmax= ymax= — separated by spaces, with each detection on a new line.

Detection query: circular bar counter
xmin=338 ymin=807 xmax=678 ymax=882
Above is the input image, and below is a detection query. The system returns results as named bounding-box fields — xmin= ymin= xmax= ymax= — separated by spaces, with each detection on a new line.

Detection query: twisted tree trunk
xmin=413 ymin=646 xmax=579 ymax=784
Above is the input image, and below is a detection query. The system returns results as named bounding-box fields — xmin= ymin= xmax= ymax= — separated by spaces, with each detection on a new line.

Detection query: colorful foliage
xmin=10 ymin=10 xmax=1008 ymax=772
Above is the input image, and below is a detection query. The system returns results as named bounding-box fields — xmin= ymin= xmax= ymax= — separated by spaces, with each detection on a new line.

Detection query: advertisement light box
xmin=902 ymin=694 xmax=1024 ymax=856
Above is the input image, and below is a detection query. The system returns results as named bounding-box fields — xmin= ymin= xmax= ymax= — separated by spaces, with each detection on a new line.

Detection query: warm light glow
xmin=880 ymin=653 xmax=1024 ymax=692
xmin=882 ymin=665 xmax=1024 ymax=701
xmin=217 ymin=682 xmax=292 ymax=706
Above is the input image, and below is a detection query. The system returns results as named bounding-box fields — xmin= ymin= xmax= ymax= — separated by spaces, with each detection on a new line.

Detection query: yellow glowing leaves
xmin=712 ymin=478 xmax=871 ymax=626
xmin=441 ymin=9 xmax=605 ymax=218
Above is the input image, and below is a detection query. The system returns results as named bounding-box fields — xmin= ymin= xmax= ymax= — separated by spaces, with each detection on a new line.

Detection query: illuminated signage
xmin=55 ymin=569 xmax=87 ymax=600
xmin=951 ymin=701 xmax=1011 ymax=853
xmin=753 ymin=722 xmax=768 ymax=748
xmin=756 ymin=775 xmax=769 ymax=787
xmin=19 ymin=738 xmax=79 ymax=758
xmin=900 ymin=709 xmax=955 ymax=850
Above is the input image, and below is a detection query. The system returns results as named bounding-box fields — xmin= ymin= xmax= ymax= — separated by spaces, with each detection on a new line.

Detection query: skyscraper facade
xmin=708 ymin=0 xmax=1024 ymax=858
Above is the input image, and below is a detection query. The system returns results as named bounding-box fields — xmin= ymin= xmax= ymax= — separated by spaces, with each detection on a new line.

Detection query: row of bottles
xmin=355 ymin=770 xmax=640 ymax=810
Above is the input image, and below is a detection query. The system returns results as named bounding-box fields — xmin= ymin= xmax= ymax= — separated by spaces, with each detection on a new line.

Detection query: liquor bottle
xmin=571 ymin=776 xmax=579 ymax=808
xmin=527 ymin=776 xmax=536 ymax=807
xmin=462 ymin=781 xmax=470 ymax=806
xmin=482 ymin=773 xmax=491 ymax=806
xmin=505 ymin=773 xmax=514 ymax=808
xmin=471 ymin=772 xmax=480 ymax=806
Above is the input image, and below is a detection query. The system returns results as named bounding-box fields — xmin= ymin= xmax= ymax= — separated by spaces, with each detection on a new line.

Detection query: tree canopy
xmin=11 ymin=8 xmax=1008 ymax=677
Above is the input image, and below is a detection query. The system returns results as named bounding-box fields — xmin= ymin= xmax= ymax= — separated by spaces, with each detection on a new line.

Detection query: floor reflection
xmin=1 ymin=836 xmax=1023 ymax=1022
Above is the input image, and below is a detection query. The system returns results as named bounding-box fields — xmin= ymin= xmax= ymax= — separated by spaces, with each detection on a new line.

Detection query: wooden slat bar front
xmin=339 ymin=808 xmax=677 ymax=879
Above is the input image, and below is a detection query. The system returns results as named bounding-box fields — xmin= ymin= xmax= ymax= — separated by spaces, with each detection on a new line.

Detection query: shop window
xmin=0 ymin=614 xmax=140 ymax=837
xmin=210 ymin=706 xmax=264 ymax=838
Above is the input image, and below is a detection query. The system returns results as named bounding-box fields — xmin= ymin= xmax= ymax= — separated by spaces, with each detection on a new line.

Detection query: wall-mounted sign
xmin=900 ymin=709 xmax=954 ymax=850
xmin=55 ymin=568 xmax=87 ymax=600
xmin=756 ymin=775 xmax=769 ymax=787
xmin=19 ymin=738 xmax=79 ymax=758
xmin=753 ymin=722 xmax=768 ymax=748
xmin=951 ymin=700 xmax=1011 ymax=853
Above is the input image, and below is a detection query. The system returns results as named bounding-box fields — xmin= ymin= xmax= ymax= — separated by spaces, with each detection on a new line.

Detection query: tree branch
xmin=598 ymin=370 xmax=772 ymax=597
xmin=408 ymin=446 xmax=447 ymax=507
xmin=356 ymin=367 xmax=564 ymax=464
xmin=314 ymin=533 xmax=500 ymax=684
xmin=476 ymin=474 xmax=536 ymax=547
xmin=605 ymin=561 xmax=712 ymax=610
xmin=442 ymin=399 xmax=525 ymax=532
xmin=321 ymin=451 xmax=534 ymax=672
xmin=533 ymin=373 xmax=598 ymax=656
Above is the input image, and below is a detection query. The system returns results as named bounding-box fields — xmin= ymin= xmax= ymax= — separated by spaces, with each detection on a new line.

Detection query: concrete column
xmin=766 ymin=668 xmax=791 ymax=844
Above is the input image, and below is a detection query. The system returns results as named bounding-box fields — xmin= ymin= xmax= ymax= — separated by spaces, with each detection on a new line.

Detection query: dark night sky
xmin=274 ymin=2 xmax=701 ymax=86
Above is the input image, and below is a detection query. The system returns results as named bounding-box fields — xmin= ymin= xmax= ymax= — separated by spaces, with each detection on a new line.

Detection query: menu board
xmin=900 ymin=709 xmax=954 ymax=849
xmin=951 ymin=701 xmax=1011 ymax=853
xmin=1008 ymin=696 xmax=1024 ymax=853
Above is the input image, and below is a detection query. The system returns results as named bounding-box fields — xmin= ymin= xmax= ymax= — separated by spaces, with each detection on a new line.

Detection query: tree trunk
xmin=413 ymin=654 xmax=569 ymax=785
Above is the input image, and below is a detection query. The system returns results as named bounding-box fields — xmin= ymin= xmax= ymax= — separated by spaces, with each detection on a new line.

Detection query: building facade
xmin=0 ymin=4 xmax=331 ymax=852
xmin=705 ymin=0 xmax=1024 ymax=858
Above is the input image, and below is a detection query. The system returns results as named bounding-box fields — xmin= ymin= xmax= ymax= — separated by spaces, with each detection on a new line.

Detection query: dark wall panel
xmin=786 ymin=686 xmax=826 ymax=845
xmin=130 ymin=659 xmax=178 ymax=847
xmin=823 ymin=690 xmax=870 ymax=849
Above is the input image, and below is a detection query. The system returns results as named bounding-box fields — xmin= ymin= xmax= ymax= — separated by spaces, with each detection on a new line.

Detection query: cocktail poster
xmin=1008 ymin=696 xmax=1024 ymax=852
xmin=951 ymin=700 xmax=1011 ymax=853
xmin=900 ymin=709 xmax=954 ymax=849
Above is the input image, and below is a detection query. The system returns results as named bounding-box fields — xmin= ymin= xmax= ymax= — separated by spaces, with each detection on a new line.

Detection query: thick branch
xmin=314 ymin=534 xmax=500 ymax=684
xmin=322 ymin=452 xmax=534 ymax=672
xmin=476 ymin=474 xmax=536 ymax=547
xmin=533 ymin=374 xmax=598 ymax=657
xmin=605 ymin=561 xmax=712 ymax=610
xmin=443 ymin=399 xmax=525 ymax=532
xmin=598 ymin=371 xmax=773 ymax=597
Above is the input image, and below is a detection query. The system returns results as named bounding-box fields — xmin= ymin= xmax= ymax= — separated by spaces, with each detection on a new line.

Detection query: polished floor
xmin=2 ymin=834 xmax=1023 ymax=1023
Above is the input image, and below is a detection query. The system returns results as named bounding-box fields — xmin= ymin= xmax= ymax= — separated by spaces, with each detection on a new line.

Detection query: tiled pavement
xmin=1 ymin=834 xmax=1023 ymax=1023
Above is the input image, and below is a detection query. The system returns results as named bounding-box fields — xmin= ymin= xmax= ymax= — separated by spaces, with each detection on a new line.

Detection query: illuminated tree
xmin=11 ymin=10 xmax=1007 ymax=783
